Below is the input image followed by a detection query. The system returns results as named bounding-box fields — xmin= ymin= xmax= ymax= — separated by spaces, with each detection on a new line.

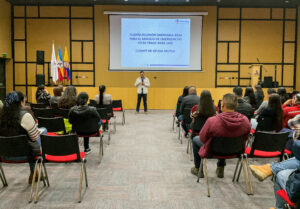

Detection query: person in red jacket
xmin=282 ymin=93 xmax=300 ymax=127
xmin=191 ymin=93 xmax=251 ymax=178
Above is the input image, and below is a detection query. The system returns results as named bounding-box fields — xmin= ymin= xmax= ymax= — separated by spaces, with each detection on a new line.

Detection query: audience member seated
xmin=190 ymin=90 xmax=216 ymax=142
xmin=0 ymin=100 xmax=3 ymax=111
xmin=191 ymin=93 xmax=250 ymax=178
xmin=35 ymin=84 xmax=51 ymax=106
xmin=49 ymin=85 xmax=63 ymax=108
xmin=175 ymin=86 xmax=189 ymax=119
xmin=69 ymin=92 xmax=101 ymax=154
xmin=249 ymin=140 xmax=300 ymax=209
xmin=256 ymin=94 xmax=283 ymax=132
xmin=254 ymin=85 xmax=264 ymax=108
xmin=282 ymin=93 xmax=300 ymax=127
xmin=58 ymin=85 xmax=77 ymax=109
xmin=95 ymin=85 xmax=112 ymax=106
xmin=278 ymin=87 xmax=290 ymax=105
xmin=289 ymin=114 xmax=300 ymax=140
xmin=179 ymin=86 xmax=200 ymax=137
xmin=244 ymin=86 xmax=257 ymax=109
xmin=0 ymin=91 xmax=46 ymax=184
xmin=255 ymin=88 xmax=277 ymax=118
xmin=233 ymin=86 xmax=254 ymax=120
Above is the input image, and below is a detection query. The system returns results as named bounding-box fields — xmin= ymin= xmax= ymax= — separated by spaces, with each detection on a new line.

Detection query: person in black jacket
xmin=244 ymin=86 xmax=257 ymax=109
xmin=35 ymin=84 xmax=51 ymax=106
xmin=69 ymin=92 xmax=101 ymax=154
xmin=233 ymin=86 xmax=254 ymax=121
xmin=254 ymin=85 xmax=264 ymax=108
xmin=175 ymin=86 xmax=189 ymax=118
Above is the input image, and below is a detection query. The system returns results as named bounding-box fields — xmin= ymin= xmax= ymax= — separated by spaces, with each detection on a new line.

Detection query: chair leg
xmin=34 ymin=160 xmax=43 ymax=203
xmin=236 ymin=158 xmax=243 ymax=182
xmin=172 ymin=115 xmax=175 ymax=131
xmin=190 ymin=141 xmax=193 ymax=161
xmin=241 ymin=155 xmax=251 ymax=195
xmin=197 ymin=160 xmax=203 ymax=183
xmin=186 ymin=138 xmax=190 ymax=154
xmin=29 ymin=160 xmax=39 ymax=203
xmin=245 ymin=155 xmax=253 ymax=195
xmin=99 ymin=136 xmax=103 ymax=163
xmin=42 ymin=161 xmax=50 ymax=187
xmin=83 ymin=161 xmax=88 ymax=187
xmin=232 ymin=158 xmax=241 ymax=182
xmin=203 ymin=158 xmax=210 ymax=197
xmin=0 ymin=164 xmax=7 ymax=187
xmin=78 ymin=161 xmax=85 ymax=203
xmin=113 ymin=116 xmax=117 ymax=133
xmin=122 ymin=110 xmax=125 ymax=125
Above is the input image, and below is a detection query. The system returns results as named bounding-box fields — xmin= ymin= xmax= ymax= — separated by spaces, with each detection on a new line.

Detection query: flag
xmin=57 ymin=46 xmax=64 ymax=81
xmin=63 ymin=46 xmax=71 ymax=81
xmin=50 ymin=42 xmax=58 ymax=83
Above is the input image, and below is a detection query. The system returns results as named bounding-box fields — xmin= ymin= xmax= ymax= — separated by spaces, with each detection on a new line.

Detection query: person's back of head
xmin=53 ymin=86 xmax=63 ymax=97
xmin=188 ymin=86 xmax=196 ymax=95
xmin=294 ymin=93 xmax=300 ymax=105
xmin=58 ymin=85 xmax=77 ymax=108
xmin=99 ymin=85 xmax=106 ymax=106
xmin=268 ymin=93 xmax=283 ymax=132
xmin=244 ymin=86 xmax=256 ymax=106
xmin=182 ymin=86 xmax=189 ymax=97
xmin=267 ymin=88 xmax=276 ymax=95
xmin=35 ymin=84 xmax=45 ymax=100
xmin=221 ymin=93 xmax=237 ymax=112
xmin=197 ymin=90 xmax=215 ymax=117
xmin=255 ymin=85 xmax=264 ymax=97
xmin=77 ymin=92 xmax=89 ymax=106
xmin=233 ymin=86 xmax=243 ymax=97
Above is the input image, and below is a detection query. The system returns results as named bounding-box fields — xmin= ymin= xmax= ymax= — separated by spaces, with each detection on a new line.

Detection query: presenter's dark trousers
xmin=136 ymin=93 xmax=147 ymax=112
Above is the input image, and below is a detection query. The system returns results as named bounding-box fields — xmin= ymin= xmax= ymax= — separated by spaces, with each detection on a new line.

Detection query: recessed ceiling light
xmin=155 ymin=0 xmax=159 ymax=2
xmin=285 ymin=0 xmax=289 ymax=3
xmin=217 ymin=0 xmax=221 ymax=2
xmin=124 ymin=0 xmax=128 ymax=1
xmin=186 ymin=0 xmax=189 ymax=2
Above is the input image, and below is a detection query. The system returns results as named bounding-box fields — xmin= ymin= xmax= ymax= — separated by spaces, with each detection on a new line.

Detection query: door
xmin=0 ymin=59 xmax=6 ymax=101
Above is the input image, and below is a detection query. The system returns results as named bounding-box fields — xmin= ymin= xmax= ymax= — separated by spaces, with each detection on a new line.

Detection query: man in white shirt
xmin=134 ymin=71 xmax=150 ymax=113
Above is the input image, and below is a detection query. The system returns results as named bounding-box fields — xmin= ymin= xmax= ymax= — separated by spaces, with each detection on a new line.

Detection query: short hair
xmin=53 ymin=86 xmax=63 ymax=97
xmin=140 ymin=70 xmax=144 ymax=74
xmin=267 ymin=88 xmax=276 ymax=95
xmin=189 ymin=86 xmax=196 ymax=94
xmin=77 ymin=92 xmax=89 ymax=106
xmin=295 ymin=93 xmax=300 ymax=104
xmin=222 ymin=93 xmax=237 ymax=110
xmin=233 ymin=86 xmax=243 ymax=96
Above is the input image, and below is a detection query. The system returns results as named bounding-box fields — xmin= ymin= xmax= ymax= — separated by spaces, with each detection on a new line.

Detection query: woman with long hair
xmin=95 ymin=85 xmax=112 ymax=106
xmin=256 ymin=93 xmax=283 ymax=132
xmin=244 ymin=86 xmax=257 ymax=109
xmin=190 ymin=90 xmax=217 ymax=176
xmin=0 ymin=91 xmax=46 ymax=184
xmin=58 ymin=85 xmax=77 ymax=109
xmin=277 ymin=87 xmax=289 ymax=105
xmin=35 ymin=84 xmax=51 ymax=105
xmin=175 ymin=86 xmax=189 ymax=118
xmin=254 ymin=85 xmax=264 ymax=108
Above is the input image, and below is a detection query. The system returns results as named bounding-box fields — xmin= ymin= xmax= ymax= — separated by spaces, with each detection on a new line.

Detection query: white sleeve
xmin=20 ymin=113 xmax=40 ymax=141
xmin=144 ymin=78 xmax=150 ymax=87
xmin=134 ymin=78 xmax=140 ymax=87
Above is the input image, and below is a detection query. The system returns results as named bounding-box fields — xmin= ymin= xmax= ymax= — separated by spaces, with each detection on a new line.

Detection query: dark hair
xmin=295 ymin=93 xmax=300 ymax=104
xmin=222 ymin=93 xmax=237 ymax=110
xmin=195 ymin=90 xmax=216 ymax=117
xmin=244 ymin=87 xmax=257 ymax=107
xmin=140 ymin=70 xmax=144 ymax=74
xmin=58 ymin=86 xmax=77 ymax=109
xmin=255 ymin=85 xmax=264 ymax=97
xmin=35 ymin=84 xmax=45 ymax=101
xmin=99 ymin=85 xmax=106 ymax=106
xmin=77 ymin=92 xmax=89 ymax=106
xmin=182 ymin=86 xmax=189 ymax=97
xmin=53 ymin=86 xmax=63 ymax=97
xmin=15 ymin=91 xmax=25 ymax=103
xmin=277 ymin=87 xmax=289 ymax=104
xmin=0 ymin=91 xmax=22 ymax=136
xmin=267 ymin=88 xmax=276 ymax=95
xmin=233 ymin=86 xmax=243 ymax=97
xmin=268 ymin=94 xmax=283 ymax=132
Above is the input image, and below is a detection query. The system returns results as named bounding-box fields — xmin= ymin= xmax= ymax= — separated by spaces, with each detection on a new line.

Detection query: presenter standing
xmin=134 ymin=71 xmax=150 ymax=113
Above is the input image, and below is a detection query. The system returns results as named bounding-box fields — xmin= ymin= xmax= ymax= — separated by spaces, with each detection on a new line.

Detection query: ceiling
xmin=5 ymin=0 xmax=300 ymax=7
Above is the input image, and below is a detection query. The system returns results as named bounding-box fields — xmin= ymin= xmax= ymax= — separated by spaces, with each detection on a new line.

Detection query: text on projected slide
xmin=121 ymin=18 xmax=191 ymax=68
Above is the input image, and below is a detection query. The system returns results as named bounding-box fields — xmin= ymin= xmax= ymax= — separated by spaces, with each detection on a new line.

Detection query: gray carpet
xmin=0 ymin=110 xmax=276 ymax=208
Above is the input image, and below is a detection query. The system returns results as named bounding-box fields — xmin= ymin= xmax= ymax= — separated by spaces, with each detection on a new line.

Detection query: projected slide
xmin=121 ymin=18 xmax=191 ymax=68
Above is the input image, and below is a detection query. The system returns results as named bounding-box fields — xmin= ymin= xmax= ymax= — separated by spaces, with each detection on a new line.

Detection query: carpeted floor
xmin=0 ymin=110 xmax=276 ymax=209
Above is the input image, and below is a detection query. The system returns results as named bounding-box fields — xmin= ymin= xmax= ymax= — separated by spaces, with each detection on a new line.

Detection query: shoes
xmin=28 ymin=171 xmax=45 ymax=184
xmin=191 ymin=167 xmax=204 ymax=178
xmin=216 ymin=166 xmax=224 ymax=178
xmin=84 ymin=148 xmax=92 ymax=154
xmin=249 ymin=164 xmax=272 ymax=182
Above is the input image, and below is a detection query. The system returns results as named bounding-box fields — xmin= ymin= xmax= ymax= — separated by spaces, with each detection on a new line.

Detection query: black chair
xmin=197 ymin=136 xmax=252 ymax=197
xmin=112 ymin=100 xmax=125 ymax=125
xmin=88 ymin=99 xmax=97 ymax=107
xmin=234 ymin=131 xmax=290 ymax=194
xmin=178 ymin=104 xmax=194 ymax=143
xmin=33 ymin=134 xmax=88 ymax=203
xmin=0 ymin=135 xmax=46 ymax=202
xmin=97 ymin=108 xmax=111 ymax=144
xmin=101 ymin=104 xmax=116 ymax=133
xmin=52 ymin=108 xmax=70 ymax=119
xmin=32 ymin=108 xmax=54 ymax=118
xmin=37 ymin=117 xmax=66 ymax=134
xmin=29 ymin=103 xmax=48 ymax=109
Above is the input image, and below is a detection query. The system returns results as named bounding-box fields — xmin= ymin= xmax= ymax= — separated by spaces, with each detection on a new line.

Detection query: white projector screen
xmin=108 ymin=14 xmax=203 ymax=71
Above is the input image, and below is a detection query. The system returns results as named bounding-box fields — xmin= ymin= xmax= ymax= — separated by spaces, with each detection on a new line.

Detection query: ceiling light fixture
xmin=285 ymin=0 xmax=289 ymax=3
xmin=124 ymin=0 xmax=128 ymax=1
xmin=217 ymin=0 xmax=221 ymax=2
xmin=155 ymin=0 xmax=159 ymax=2
xmin=186 ymin=0 xmax=190 ymax=2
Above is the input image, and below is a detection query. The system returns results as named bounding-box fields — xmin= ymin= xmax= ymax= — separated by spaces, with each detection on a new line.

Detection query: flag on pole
xmin=57 ymin=46 xmax=64 ymax=81
xmin=50 ymin=42 xmax=58 ymax=83
xmin=63 ymin=46 xmax=71 ymax=81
